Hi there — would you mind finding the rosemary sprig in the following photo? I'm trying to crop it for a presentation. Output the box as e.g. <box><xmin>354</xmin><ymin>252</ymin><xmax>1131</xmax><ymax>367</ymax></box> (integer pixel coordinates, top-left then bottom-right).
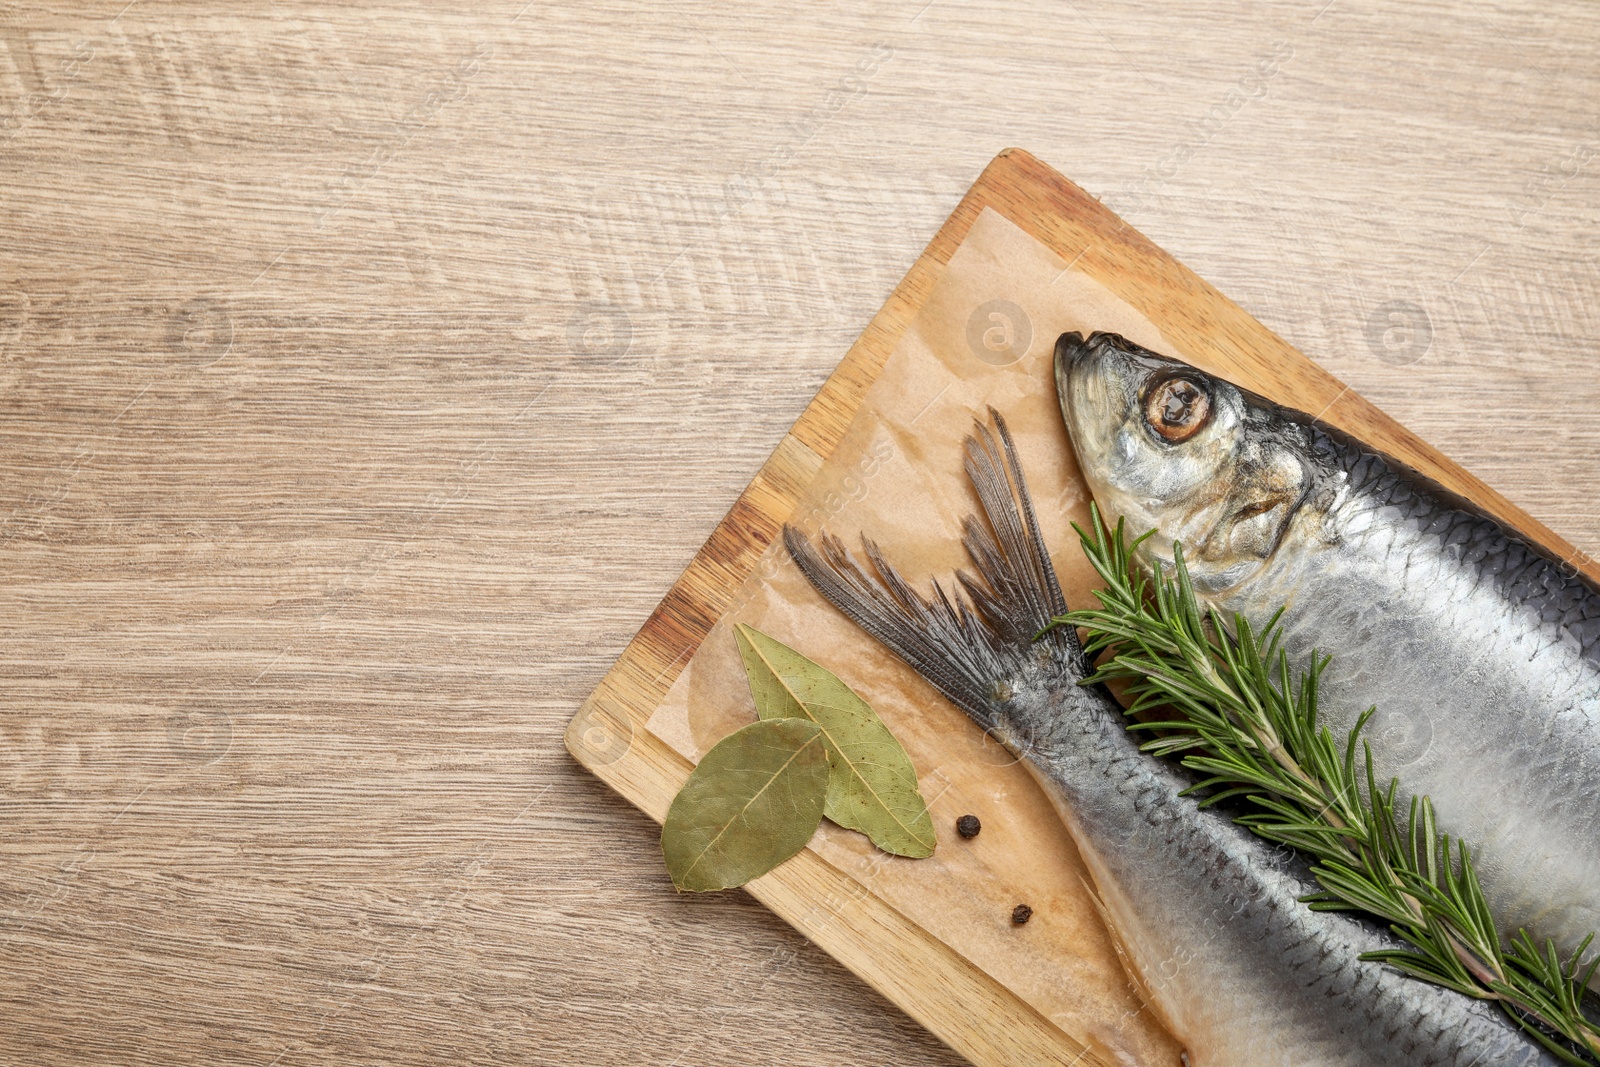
<box><xmin>1053</xmin><ymin>506</ymin><xmax>1600</xmax><ymax>1064</ymax></box>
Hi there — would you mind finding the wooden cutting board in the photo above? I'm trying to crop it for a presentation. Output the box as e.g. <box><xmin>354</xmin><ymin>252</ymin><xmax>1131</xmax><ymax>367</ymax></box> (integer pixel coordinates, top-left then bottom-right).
<box><xmin>563</xmin><ymin>148</ymin><xmax>1597</xmax><ymax>1067</ymax></box>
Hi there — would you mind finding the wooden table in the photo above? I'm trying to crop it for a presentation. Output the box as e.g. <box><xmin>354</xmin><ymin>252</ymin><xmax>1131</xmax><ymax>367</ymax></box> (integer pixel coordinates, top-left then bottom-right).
<box><xmin>0</xmin><ymin>3</ymin><xmax>1593</xmax><ymax>1064</ymax></box>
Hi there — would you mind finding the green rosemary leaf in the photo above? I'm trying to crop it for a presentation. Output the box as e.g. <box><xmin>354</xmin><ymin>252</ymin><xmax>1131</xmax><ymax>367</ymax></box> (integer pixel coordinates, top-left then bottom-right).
<box><xmin>1062</xmin><ymin>505</ymin><xmax>1600</xmax><ymax>1062</ymax></box>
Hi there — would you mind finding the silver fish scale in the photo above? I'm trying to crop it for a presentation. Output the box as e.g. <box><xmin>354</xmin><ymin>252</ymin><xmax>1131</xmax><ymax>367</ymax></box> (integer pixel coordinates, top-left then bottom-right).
<box><xmin>1235</xmin><ymin>421</ymin><xmax>1600</xmax><ymax>964</ymax></box>
<box><xmin>786</xmin><ymin>412</ymin><xmax>1572</xmax><ymax>1065</ymax></box>
<box><xmin>1024</xmin><ymin>683</ymin><xmax>1563</xmax><ymax>1067</ymax></box>
<box><xmin>1313</xmin><ymin>426</ymin><xmax>1600</xmax><ymax>644</ymax></box>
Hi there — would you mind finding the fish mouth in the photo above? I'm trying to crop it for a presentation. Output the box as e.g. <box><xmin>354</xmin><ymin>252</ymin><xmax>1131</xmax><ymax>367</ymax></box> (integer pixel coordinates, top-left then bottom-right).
<box><xmin>1053</xmin><ymin>330</ymin><xmax>1092</xmax><ymax>387</ymax></box>
<box><xmin>1056</xmin><ymin>330</ymin><xmax>1189</xmax><ymax>412</ymax></box>
<box><xmin>1053</xmin><ymin>331</ymin><xmax>1096</xmax><ymax>416</ymax></box>
<box><xmin>1054</xmin><ymin>330</ymin><xmax>1135</xmax><ymax>428</ymax></box>
<box><xmin>1053</xmin><ymin>330</ymin><xmax>1130</xmax><ymax>393</ymax></box>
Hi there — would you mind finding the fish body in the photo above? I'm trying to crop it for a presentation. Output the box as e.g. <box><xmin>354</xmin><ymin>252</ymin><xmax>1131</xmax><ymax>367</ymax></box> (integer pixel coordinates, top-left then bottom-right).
<box><xmin>1055</xmin><ymin>331</ymin><xmax>1600</xmax><ymax>968</ymax></box>
<box><xmin>785</xmin><ymin>415</ymin><xmax>1562</xmax><ymax>1066</ymax></box>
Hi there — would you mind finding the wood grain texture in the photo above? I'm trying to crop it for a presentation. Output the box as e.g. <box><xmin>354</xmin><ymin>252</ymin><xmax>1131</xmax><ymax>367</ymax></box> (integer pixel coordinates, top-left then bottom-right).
<box><xmin>0</xmin><ymin>3</ymin><xmax>1594</xmax><ymax>1065</ymax></box>
<box><xmin>569</xmin><ymin>147</ymin><xmax>1600</xmax><ymax>1064</ymax></box>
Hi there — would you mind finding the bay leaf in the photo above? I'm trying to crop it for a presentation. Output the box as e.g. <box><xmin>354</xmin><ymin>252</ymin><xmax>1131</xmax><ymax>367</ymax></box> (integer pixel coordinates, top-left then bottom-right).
<box><xmin>734</xmin><ymin>623</ymin><xmax>936</xmax><ymax>859</ymax></box>
<box><xmin>660</xmin><ymin>717</ymin><xmax>829</xmax><ymax>892</ymax></box>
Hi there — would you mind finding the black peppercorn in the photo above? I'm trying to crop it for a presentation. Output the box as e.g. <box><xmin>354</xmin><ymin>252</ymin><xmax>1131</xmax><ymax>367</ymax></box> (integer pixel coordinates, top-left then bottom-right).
<box><xmin>1011</xmin><ymin>904</ymin><xmax>1033</xmax><ymax>925</ymax></box>
<box><xmin>955</xmin><ymin>814</ymin><xmax>981</xmax><ymax>839</ymax></box>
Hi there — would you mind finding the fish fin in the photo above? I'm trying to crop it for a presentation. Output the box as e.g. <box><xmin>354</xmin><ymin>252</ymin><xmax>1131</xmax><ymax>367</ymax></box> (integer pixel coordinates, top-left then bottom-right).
<box><xmin>783</xmin><ymin>409</ymin><xmax>1083</xmax><ymax>731</ymax></box>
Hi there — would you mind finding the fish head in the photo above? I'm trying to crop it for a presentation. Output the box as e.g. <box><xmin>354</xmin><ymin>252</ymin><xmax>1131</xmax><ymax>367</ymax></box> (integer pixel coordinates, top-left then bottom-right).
<box><xmin>1055</xmin><ymin>330</ymin><xmax>1316</xmax><ymax>593</ymax></box>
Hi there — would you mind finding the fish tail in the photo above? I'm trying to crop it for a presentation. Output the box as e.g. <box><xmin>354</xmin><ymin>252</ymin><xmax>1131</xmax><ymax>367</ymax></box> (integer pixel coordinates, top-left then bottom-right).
<box><xmin>783</xmin><ymin>409</ymin><xmax>1084</xmax><ymax>731</ymax></box>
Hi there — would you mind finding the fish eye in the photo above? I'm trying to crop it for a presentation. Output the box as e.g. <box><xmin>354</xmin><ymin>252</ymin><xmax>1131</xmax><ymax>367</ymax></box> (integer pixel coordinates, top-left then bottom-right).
<box><xmin>1143</xmin><ymin>376</ymin><xmax>1211</xmax><ymax>443</ymax></box>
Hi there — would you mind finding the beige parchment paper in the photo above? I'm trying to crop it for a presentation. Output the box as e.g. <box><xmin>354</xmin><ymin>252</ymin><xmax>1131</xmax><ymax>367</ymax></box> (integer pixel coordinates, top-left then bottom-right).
<box><xmin>647</xmin><ymin>208</ymin><xmax>1186</xmax><ymax>1065</ymax></box>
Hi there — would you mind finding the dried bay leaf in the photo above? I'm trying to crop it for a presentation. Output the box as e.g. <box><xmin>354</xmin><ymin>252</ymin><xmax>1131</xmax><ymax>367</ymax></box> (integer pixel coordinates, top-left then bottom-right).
<box><xmin>660</xmin><ymin>717</ymin><xmax>829</xmax><ymax>892</ymax></box>
<box><xmin>734</xmin><ymin>623</ymin><xmax>936</xmax><ymax>859</ymax></box>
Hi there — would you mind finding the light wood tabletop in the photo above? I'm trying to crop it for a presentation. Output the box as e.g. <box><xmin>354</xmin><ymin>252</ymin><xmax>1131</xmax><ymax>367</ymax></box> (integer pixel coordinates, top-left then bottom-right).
<box><xmin>0</xmin><ymin>3</ymin><xmax>1594</xmax><ymax>1065</ymax></box>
